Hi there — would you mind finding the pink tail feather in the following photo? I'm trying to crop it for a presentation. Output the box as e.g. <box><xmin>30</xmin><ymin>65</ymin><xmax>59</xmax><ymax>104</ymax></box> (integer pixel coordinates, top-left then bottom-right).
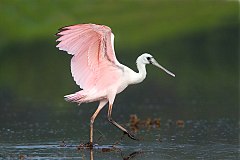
<box><xmin>64</xmin><ymin>90</ymin><xmax>87</xmax><ymax>104</ymax></box>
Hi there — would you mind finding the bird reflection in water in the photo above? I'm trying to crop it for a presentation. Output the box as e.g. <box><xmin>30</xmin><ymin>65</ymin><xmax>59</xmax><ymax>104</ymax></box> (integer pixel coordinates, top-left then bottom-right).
<box><xmin>77</xmin><ymin>145</ymin><xmax>144</xmax><ymax>160</ymax></box>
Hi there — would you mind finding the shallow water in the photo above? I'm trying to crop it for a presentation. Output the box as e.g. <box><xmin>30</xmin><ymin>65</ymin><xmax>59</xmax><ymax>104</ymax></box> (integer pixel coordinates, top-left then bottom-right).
<box><xmin>0</xmin><ymin>118</ymin><xmax>238</xmax><ymax>160</ymax></box>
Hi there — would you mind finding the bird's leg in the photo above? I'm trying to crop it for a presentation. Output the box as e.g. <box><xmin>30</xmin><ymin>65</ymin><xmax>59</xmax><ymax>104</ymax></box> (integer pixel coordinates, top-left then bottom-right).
<box><xmin>107</xmin><ymin>104</ymin><xmax>139</xmax><ymax>141</ymax></box>
<box><xmin>89</xmin><ymin>100</ymin><xmax>108</xmax><ymax>147</ymax></box>
<box><xmin>90</xmin><ymin>148</ymin><xmax>93</xmax><ymax>160</ymax></box>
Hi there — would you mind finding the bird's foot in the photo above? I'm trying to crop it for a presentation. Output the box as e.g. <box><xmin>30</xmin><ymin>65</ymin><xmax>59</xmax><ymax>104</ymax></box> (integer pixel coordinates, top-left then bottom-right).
<box><xmin>123</xmin><ymin>131</ymin><xmax>139</xmax><ymax>141</ymax></box>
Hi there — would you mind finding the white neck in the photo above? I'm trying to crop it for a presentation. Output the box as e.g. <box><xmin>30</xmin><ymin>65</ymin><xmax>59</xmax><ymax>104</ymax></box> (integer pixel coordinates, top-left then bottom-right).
<box><xmin>130</xmin><ymin>62</ymin><xmax>147</xmax><ymax>84</ymax></box>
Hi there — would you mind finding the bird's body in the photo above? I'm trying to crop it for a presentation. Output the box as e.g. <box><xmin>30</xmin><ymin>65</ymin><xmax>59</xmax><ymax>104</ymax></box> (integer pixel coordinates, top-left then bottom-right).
<box><xmin>56</xmin><ymin>24</ymin><xmax>175</xmax><ymax>146</ymax></box>
<box><xmin>64</xmin><ymin>57</ymin><xmax>147</xmax><ymax>104</ymax></box>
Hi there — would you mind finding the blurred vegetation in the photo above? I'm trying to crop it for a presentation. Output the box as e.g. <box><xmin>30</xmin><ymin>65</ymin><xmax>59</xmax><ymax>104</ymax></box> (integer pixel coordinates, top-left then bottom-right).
<box><xmin>0</xmin><ymin>0</ymin><xmax>237</xmax><ymax>47</ymax></box>
<box><xmin>0</xmin><ymin>0</ymin><xmax>239</xmax><ymax>120</ymax></box>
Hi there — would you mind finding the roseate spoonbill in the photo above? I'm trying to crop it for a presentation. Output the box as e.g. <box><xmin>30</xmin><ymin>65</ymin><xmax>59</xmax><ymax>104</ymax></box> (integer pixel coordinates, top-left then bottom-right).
<box><xmin>56</xmin><ymin>24</ymin><xmax>175</xmax><ymax>146</ymax></box>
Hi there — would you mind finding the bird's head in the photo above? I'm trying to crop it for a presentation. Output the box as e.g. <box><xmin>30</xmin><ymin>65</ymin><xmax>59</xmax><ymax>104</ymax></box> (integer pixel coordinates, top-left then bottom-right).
<box><xmin>137</xmin><ymin>53</ymin><xmax>175</xmax><ymax>77</ymax></box>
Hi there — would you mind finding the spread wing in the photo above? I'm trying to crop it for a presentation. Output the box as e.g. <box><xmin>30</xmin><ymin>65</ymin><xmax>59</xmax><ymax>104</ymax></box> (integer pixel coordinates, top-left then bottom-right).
<box><xmin>56</xmin><ymin>24</ymin><xmax>123</xmax><ymax>90</ymax></box>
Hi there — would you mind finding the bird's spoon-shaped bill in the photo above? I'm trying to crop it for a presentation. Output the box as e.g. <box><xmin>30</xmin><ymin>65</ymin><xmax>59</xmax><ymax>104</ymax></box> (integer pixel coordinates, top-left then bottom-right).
<box><xmin>152</xmin><ymin>59</ymin><xmax>175</xmax><ymax>77</ymax></box>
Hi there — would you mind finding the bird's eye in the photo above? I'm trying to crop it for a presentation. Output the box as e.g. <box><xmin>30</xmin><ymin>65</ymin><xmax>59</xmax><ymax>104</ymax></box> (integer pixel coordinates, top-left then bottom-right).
<box><xmin>147</xmin><ymin>57</ymin><xmax>151</xmax><ymax>61</ymax></box>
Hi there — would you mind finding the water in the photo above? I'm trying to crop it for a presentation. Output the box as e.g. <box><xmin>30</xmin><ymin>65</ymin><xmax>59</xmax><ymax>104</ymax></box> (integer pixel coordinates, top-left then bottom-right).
<box><xmin>0</xmin><ymin>117</ymin><xmax>238</xmax><ymax>159</ymax></box>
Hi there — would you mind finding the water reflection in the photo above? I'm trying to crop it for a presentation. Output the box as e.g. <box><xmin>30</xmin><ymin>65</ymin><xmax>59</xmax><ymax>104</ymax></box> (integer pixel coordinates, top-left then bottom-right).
<box><xmin>0</xmin><ymin>118</ymin><xmax>238</xmax><ymax>159</ymax></box>
<box><xmin>8</xmin><ymin>143</ymin><xmax>144</xmax><ymax>160</ymax></box>
<box><xmin>86</xmin><ymin>146</ymin><xmax>143</xmax><ymax>160</ymax></box>
<box><xmin>91</xmin><ymin>149</ymin><xmax>144</xmax><ymax>160</ymax></box>
<box><xmin>76</xmin><ymin>133</ymin><xmax>144</xmax><ymax>160</ymax></box>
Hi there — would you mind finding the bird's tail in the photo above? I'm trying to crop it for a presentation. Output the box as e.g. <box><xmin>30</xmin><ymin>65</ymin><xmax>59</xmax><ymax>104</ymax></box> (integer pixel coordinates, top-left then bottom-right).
<box><xmin>64</xmin><ymin>90</ymin><xmax>87</xmax><ymax>105</ymax></box>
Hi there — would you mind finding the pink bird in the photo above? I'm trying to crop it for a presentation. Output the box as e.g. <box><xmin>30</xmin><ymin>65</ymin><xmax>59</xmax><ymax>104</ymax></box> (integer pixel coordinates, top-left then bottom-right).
<box><xmin>56</xmin><ymin>23</ymin><xmax>175</xmax><ymax>146</ymax></box>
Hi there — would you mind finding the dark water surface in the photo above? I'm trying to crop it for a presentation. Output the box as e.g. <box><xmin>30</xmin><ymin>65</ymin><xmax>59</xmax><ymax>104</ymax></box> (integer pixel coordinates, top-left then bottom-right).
<box><xmin>0</xmin><ymin>117</ymin><xmax>238</xmax><ymax>160</ymax></box>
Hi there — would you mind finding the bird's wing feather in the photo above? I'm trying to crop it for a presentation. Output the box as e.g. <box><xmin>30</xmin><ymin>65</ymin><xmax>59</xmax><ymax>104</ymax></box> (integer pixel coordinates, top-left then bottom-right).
<box><xmin>56</xmin><ymin>24</ymin><xmax>123</xmax><ymax>90</ymax></box>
